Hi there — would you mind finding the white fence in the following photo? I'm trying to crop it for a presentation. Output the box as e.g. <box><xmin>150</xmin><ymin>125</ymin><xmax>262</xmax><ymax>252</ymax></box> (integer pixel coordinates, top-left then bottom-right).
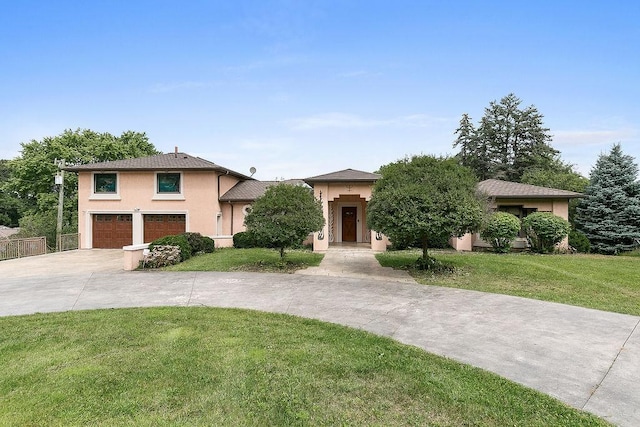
<box><xmin>0</xmin><ymin>237</ymin><xmax>48</xmax><ymax>261</ymax></box>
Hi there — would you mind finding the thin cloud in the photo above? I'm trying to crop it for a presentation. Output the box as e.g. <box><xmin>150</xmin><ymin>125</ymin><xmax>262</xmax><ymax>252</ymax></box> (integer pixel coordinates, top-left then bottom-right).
<box><xmin>553</xmin><ymin>129</ymin><xmax>637</xmax><ymax>146</ymax></box>
<box><xmin>286</xmin><ymin>112</ymin><xmax>451</xmax><ymax>131</ymax></box>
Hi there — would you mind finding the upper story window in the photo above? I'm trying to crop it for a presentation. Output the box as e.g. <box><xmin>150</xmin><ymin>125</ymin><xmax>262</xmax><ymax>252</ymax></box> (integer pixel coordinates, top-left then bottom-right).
<box><xmin>154</xmin><ymin>172</ymin><xmax>184</xmax><ymax>200</ymax></box>
<box><xmin>90</xmin><ymin>172</ymin><xmax>120</xmax><ymax>200</ymax></box>
<box><xmin>95</xmin><ymin>173</ymin><xmax>117</xmax><ymax>193</ymax></box>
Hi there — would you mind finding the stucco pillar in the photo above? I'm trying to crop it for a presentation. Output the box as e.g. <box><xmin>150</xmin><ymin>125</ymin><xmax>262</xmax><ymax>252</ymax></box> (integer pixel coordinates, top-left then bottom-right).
<box><xmin>314</xmin><ymin>184</ymin><xmax>329</xmax><ymax>251</ymax></box>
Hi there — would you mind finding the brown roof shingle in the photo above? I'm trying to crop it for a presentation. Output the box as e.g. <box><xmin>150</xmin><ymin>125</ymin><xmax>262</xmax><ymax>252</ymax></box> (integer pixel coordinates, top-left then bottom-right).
<box><xmin>64</xmin><ymin>152</ymin><xmax>253</xmax><ymax>179</ymax></box>
<box><xmin>478</xmin><ymin>179</ymin><xmax>583</xmax><ymax>198</ymax></box>
<box><xmin>220</xmin><ymin>179</ymin><xmax>307</xmax><ymax>202</ymax></box>
<box><xmin>304</xmin><ymin>168</ymin><xmax>380</xmax><ymax>184</ymax></box>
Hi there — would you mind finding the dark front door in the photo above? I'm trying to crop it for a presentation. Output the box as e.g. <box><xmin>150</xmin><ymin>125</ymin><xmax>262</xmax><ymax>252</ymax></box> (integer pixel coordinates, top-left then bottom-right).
<box><xmin>342</xmin><ymin>207</ymin><xmax>357</xmax><ymax>242</ymax></box>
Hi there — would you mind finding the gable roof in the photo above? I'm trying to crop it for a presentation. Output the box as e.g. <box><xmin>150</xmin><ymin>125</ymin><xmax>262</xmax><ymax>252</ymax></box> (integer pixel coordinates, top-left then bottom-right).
<box><xmin>64</xmin><ymin>152</ymin><xmax>253</xmax><ymax>180</ymax></box>
<box><xmin>304</xmin><ymin>168</ymin><xmax>380</xmax><ymax>184</ymax></box>
<box><xmin>219</xmin><ymin>179</ymin><xmax>307</xmax><ymax>202</ymax></box>
<box><xmin>478</xmin><ymin>179</ymin><xmax>583</xmax><ymax>199</ymax></box>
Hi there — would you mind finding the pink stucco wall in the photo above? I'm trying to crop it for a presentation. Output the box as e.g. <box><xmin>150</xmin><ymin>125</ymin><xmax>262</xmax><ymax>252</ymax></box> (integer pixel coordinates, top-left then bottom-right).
<box><xmin>77</xmin><ymin>170</ymin><xmax>241</xmax><ymax>248</ymax></box>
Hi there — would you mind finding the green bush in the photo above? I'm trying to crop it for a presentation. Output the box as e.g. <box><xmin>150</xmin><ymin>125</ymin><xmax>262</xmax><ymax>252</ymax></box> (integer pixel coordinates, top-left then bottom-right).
<box><xmin>569</xmin><ymin>229</ymin><xmax>590</xmax><ymax>253</ymax></box>
<box><xmin>233</xmin><ymin>231</ymin><xmax>258</xmax><ymax>249</ymax></box>
<box><xmin>480</xmin><ymin>212</ymin><xmax>521</xmax><ymax>253</ymax></box>
<box><xmin>149</xmin><ymin>234</ymin><xmax>192</xmax><ymax>261</ymax></box>
<box><xmin>182</xmin><ymin>232</ymin><xmax>215</xmax><ymax>254</ymax></box>
<box><xmin>522</xmin><ymin>212</ymin><xmax>571</xmax><ymax>254</ymax></box>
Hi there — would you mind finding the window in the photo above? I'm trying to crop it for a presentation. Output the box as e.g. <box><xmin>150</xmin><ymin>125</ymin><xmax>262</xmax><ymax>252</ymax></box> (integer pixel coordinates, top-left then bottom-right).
<box><xmin>157</xmin><ymin>173</ymin><xmax>181</xmax><ymax>193</ymax></box>
<box><xmin>94</xmin><ymin>173</ymin><xmax>117</xmax><ymax>193</ymax></box>
<box><xmin>90</xmin><ymin>173</ymin><xmax>120</xmax><ymax>200</ymax></box>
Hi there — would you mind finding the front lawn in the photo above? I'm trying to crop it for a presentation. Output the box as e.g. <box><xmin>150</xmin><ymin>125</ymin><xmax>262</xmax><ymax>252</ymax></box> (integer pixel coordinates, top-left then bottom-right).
<box><xmin>164</xmin><ymin>247</ymin><xmax>324</xmax><ymax>273</ymax></box>
<box><xmin>0</xmin><ymin>307</ymin><xmax>607</xmax><ymax>426</ymax></box>
<box><xmin>377</xmin><ymin>250</ymin><xmax>640</xmax><ymax>316</ymax></box>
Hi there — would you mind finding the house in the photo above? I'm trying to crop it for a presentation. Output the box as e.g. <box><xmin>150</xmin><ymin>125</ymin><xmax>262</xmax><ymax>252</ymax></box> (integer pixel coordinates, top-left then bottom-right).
<box><xmin>450</xmin><ymin>179</ymin><xmax>583</xmax><ymax>251</ymax></box>
<box><xmin>66</xmin><ymin>150</ymin><xmax>253</xmax><ymax>249</ymax></box>
<box><xmin>66</xmin><ymin>151</ymin><xmax>581</xmax><ymax>253</ymax></box>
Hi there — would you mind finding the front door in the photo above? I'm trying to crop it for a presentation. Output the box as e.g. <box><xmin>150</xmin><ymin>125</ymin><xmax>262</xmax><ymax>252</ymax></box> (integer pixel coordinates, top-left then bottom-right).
<box><xmin>342</xmin><ymin>207</ymin><xmax>357</xmax><ymax>242</ymax></box>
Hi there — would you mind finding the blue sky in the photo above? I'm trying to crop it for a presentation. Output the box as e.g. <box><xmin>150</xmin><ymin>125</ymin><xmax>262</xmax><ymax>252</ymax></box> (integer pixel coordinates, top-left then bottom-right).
<box><xmin>1</xmin><ymin>1</ymin><xmax>638</xmax><ymax>180</ymax></box>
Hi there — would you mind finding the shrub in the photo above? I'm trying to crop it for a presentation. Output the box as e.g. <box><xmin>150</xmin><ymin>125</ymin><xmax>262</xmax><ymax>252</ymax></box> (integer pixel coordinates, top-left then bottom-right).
<box><xmin>569</xmin><ymin>229</ymin><xmax>590</xmax><ymax>253</ymax></box>
<box><xmin>480</xmin><ymin>212</ymin><xmax>521</xmax><ymax>253</ymax></box>
<box><xmin>141</xmin><ymin>245</ymin><xmax>181</xmax><ymax>268</ymax></box>
<box><xmin>233</xmin><ymin>231</ymin><xmax>258</xmax><ymax>249</ymax></box>
<box><xmin>149</xmin><ymin>234</ymin><xmax>192</xmax><ymax>261</ymax></box>
<box><xmin>522</xmin><ymin>212</ymin><xmax>571</xmax><ymax>254</ymax></box>
<box><xmin>182</xmin><ymin>232</ymin><xmax>215</xmax><ymax>254</ymax></box>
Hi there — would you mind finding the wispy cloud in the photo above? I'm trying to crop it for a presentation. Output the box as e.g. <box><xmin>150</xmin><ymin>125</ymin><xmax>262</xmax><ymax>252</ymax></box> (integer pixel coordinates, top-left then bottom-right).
<box><xmin>553</xmin><ymin>128</ymin><xmax>637</xmax><ymax>146</ymax></box>
<box><xmin>286</xmin><ymin>112</ymin><xmax>450</xmax><ymax>131</ymax></box>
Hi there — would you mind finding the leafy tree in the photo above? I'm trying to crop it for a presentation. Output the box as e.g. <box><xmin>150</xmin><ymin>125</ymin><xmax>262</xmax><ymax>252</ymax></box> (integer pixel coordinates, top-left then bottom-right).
<box><xmin>4</xmin><ymin>129</ymin><xmax>159</xmax><ymax>243</ymax></box>
<box><xmin>453</xmin><ymin>93</ymin><xmax>559</xmax><ymax>182</ymax></box>
<box><xmin>575</xmin><ymin>144</ymin><xmax>640</xmax><ymax>254</ymax></box>
<box><xmin>480</xmin><ymin>212</ymin><xmax>521</xmax><ymax>253</ymax></box>
<box><xmin>522</xmin><ymin>212</ymin><xmax>571</xmax><ymax>254</ymax></box>
<box><xmin>366</xmin><ymin>155</ymin><xmax>485</xmax><ymax>269</ymax></box>
<box><xmin>244</xmin><ymin>183</ymin><xmax>324</xmax><ymax>258</ymax></box>
<box><xmin>0</xmin><ymin>160</ymin><xmax>24</xmax><ymax>227</ymax></box>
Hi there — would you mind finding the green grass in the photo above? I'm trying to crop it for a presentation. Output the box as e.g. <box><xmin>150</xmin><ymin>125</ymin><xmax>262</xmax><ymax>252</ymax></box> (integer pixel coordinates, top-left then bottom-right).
<box><xmin>165</xmin><ymin>248</ymin><xmax>324</xmax><ymax>273</ymax></box>
<box><xmin>377</xmin><ymin>250</ymin><xmax>640</xmax><ymax>316</ymax></box>
<box><xmin>0</xmin><ymin>307</ymin><xmax>607</xmax><ymax>426</ymax></box>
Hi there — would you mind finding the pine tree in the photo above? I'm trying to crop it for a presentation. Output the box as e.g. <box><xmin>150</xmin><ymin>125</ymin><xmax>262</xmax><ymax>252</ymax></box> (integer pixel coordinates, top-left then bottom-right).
<box><xmin>453</xmin><ymin>94</ymin><xmax>559</xmax><ymax>182</ymax></box>
<box><xmin>575</xmin><ymin>144</ymin><xmax>640</xmax><ymax>254</ymax></box>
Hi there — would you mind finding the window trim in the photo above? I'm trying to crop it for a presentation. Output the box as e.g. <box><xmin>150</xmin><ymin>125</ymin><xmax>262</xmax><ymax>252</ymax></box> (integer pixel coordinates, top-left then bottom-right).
<box><xmin>153</xmin><ymin>172</ymin><xmax>185</xmax><ymax>200</ymax></box>
<box><xmin>90</xmin><ymin>172</ymin><xmax>121</xmax><ymax>200</ymax></box>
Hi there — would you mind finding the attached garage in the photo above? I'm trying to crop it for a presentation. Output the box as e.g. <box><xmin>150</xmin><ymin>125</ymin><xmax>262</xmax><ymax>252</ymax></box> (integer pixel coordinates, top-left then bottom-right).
<box><xmin>92</xmin><ymin>214</ymin><xmax>133</xmax><ymax>248</ymax></box>
<box><xmin>144</xmin><ymin>214</ymin><xmax>186</xmax><ymax>243</ymax></box>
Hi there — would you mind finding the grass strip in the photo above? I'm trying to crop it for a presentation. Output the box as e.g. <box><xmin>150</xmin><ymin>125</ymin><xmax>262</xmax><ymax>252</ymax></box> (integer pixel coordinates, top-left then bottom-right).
<box><xmin>377</xmin><ymin>250</ymin><xmax>640</xmax><ymax>316</ymax></box>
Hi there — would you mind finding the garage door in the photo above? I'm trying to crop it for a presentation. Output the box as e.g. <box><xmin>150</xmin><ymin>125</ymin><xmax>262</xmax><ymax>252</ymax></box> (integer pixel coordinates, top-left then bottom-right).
<box><xmin>93</xmin><ymin>214</ymin><xmax>133</xmax><ymax>248</ymax></box>
<box><xmin>144</xmin><ymin>214</ymin><xmax>186</xmax><ymax>243</ymax></box>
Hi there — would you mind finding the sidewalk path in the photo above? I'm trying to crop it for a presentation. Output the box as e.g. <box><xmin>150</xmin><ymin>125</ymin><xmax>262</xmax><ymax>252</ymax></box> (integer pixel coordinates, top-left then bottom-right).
<box><xmin>295</xmin><ymin>246</ymin><xmax>415</xmax><ymax>282</ymax></box>
<box><xmin>0</xmin><ymin>249</ymin><xmax>638</xmax><ymax>426</ymax></box>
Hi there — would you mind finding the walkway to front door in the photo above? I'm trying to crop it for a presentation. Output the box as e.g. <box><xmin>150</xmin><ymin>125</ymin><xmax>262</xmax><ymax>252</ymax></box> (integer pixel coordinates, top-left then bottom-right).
<box><xmin>296</xmin><ymin>246</ymin><xmax>414</xmax><ymax>283</ymax></box>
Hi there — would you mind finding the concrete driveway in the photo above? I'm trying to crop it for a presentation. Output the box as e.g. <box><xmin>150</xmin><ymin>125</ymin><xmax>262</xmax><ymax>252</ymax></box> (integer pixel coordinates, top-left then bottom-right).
<box><xmin>0</xmin><ymin>249</ymin><xmax>638</xmax><ymax>426</ymax></box>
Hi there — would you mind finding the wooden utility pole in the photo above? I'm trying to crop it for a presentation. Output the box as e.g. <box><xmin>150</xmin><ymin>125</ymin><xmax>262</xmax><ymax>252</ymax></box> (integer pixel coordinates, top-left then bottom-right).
<box><xmin>55</xmin><ymin>159</ymin><xmax>65</xmax><ymax>252</ymax></box>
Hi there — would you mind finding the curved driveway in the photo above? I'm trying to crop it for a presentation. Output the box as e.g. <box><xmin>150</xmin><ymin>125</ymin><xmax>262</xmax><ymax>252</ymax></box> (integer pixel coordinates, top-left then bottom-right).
<box><xmin>1</xmin><ymin>249</ymin><xmax>638</xmax><ymax>426</ymax></box>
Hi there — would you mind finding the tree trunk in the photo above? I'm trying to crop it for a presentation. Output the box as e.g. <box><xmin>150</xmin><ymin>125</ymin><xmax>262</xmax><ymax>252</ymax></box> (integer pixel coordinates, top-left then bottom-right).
<box><xmin>280</xmin><ymin>246</ymin><xmax>285</xmax><ymax>259</ymax></box>
<box><xmin>421</xmin><ymin>235</ymin><xmax>429</xmax><ymax>260</ymax></box>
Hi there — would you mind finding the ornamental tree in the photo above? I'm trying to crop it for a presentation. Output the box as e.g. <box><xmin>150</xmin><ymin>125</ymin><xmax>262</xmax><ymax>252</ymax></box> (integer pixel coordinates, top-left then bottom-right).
<box><xmin>575</xmin><ymin>144</ymin><xmax>640</xmax><ymax>254</ymax></box>
<box><xmin>244</xmin><ymin>183</ymin><xmax>324</xmax><ymax>258</ymax></box>
<box><xmin>366</xmin><ymin>155</ymin><xmax>485</xmax><ymax>268</ymax></box>
<box><xmin>480</xmin><ymin>212</ymin><xmax>521</xmax><ymax>253</ymax></box>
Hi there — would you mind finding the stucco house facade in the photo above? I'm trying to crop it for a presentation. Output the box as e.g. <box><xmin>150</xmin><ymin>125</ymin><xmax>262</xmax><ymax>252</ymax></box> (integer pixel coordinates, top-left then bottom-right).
<box><xmin>451</xmin><ymin>179</ymin><xmax>583</xmax><ymax>251</ymax></box>
<box><xmin>66</xmin><ymin>151</ymin><xmax>581</xmax><ymax>252</ymax></box>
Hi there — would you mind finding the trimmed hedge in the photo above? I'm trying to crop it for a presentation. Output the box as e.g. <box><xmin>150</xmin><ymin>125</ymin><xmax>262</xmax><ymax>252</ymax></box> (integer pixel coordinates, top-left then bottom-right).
<box><xmin>149</xmin><ymin>234</ymin><xmax>192</xmax><ymax>261</ymax></box>
<box><xmin>569</xmin><ymin>229</ymin><xmax>590</xmax><ymax>253</ymax></box>
<box><xmin>480</xmin><ymin>212</ymin><xmax>521</xmax><ymax>253</ymax></box>
<box><xmin>148</xmin><ymin>232</ymin><xmax>215</xmax><ymax>264</ymax></box>
<box><xmin>522</xmin><ymin>212</ymin><xmax>571</xmax><ymax>254</ymax></box>
<box><xmin>183</xmin><ymin>232</ymin><xmax>215</xmax><ymax>254</ymax></box>
<box><xmin>233</xmin><ymin>231</ymin><xmax>259</xmax><ymax>249</ymax></box>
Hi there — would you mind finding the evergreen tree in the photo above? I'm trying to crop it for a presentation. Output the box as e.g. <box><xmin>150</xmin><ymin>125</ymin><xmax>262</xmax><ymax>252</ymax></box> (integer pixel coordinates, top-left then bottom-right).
<box><xmin>575</xmin><ymin>144</ymin><xmax>640</xmax><ymax>254</ymax></box>
<box><xmin>453</xmin><ymin>94</ymin><xmax>559</xmax><ymax>182</ymax></box>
